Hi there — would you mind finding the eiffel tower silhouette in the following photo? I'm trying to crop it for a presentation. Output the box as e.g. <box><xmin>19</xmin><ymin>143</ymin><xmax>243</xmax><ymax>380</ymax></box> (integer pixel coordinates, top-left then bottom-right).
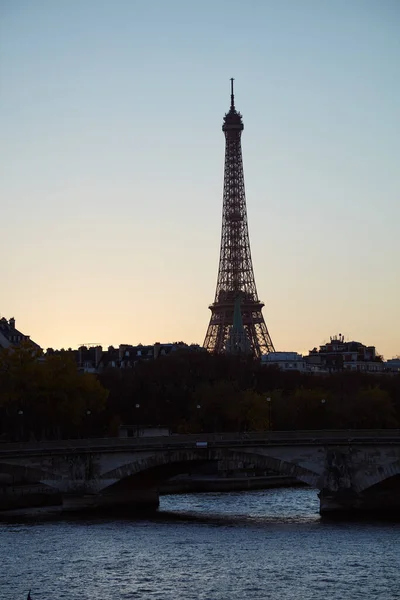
<box><xmin>203</xmin><ymin>80</ymin><xmax>275</xmax><ymax>357</ymax></box>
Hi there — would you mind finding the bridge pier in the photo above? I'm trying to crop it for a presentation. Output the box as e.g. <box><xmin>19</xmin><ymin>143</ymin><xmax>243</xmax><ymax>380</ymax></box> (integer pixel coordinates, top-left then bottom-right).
<box><xmin>319</xmin><ymin>488</ymin><xmax>400</xmax><ymax>515</ymax></box>
<box><xmin>319</xmin><ymin>489</ymin><xmax>358</xmax><ymax>514</ymax></box>
<box><xmin>320</xmin><ymin>448</ymin><xmax>400</xmax><ymax>515</ymax></box>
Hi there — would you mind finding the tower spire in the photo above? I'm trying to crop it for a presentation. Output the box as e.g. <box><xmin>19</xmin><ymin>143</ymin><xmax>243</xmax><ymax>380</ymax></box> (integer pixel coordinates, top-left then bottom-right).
<box><xmin>203</xmin><ymin>81</ymin><xmax>275</xmax><ymax>358</ymax></box>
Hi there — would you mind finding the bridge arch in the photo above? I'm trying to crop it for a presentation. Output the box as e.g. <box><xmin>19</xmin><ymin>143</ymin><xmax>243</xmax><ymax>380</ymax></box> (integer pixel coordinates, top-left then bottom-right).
<box><xmin>100</xmin><ymin>448</ymin><xmax>320</xmax><ymax>493</ymax></box>
<box><xmin>0</xmin><ymin>460</ymin><xmax>61</xmax><ymax>487</ymax></box>
<box><xmin>354</xmin><ymin>459</ymin><xmax>400</xmax><ymax>493</ymax></box>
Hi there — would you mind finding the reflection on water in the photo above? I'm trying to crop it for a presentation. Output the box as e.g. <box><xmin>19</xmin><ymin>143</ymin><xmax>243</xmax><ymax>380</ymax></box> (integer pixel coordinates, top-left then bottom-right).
<box><xmin>1</xmin><ymin>487</ymin><xmax>400</xmax><ymax>599</ymax></box>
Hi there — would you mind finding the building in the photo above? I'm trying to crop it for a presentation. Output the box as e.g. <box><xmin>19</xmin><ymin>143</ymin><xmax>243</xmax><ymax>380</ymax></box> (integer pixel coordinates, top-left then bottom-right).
<box><xmin>119</xmin><ymin>425</ymin><xmax>170</xmax><ymax>438</ymax></box>
<box><xmin>77</xmin><ymin>345</ymin><xmax>103</xmax><ymax>373</ymax></box>
<box><xmin>0</xmin><ymin>316</ymin><xmax>40</xmax><ymax>350</ymax></box>
<box><xmin>261</xmin><ymin>352</ymin><xmax>307</xmax><ymax>372</ymax></box>
<box><xmin>261</xmin><ymin>336</ymin><xmax>390</xmax><ymax>375</ymax></box>
<box><xmin>77</xmin><ymin>341</ymin><xmax>204</xmax><ymax>372</ymax></box>
<box><xmin>305</xmin><ymin>334</ymin><xmax>384</xmax><ymax>373</ymax></box>
<box><xmin>385</xmin><ymin>358</ymin><xmax>400</xmax><ymax>373</ymax></box>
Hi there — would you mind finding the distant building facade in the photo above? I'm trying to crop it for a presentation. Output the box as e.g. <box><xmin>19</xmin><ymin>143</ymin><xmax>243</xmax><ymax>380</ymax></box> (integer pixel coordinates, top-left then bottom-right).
<box><xmin>261</xmin><ymin>352</ymin><xmax>307</xmax><ymax>372</ymax></box>
<box><xmin>0</xmin><ymin>316</ymin><xmax>40</xmax><ymax>349</ymax></box>
<box><xmin>64</xmin><ymin>342</ymin><xmax>205</xmax><ymax>373</ymax></box>
<box><xmin>386</xmin><ymin>358</ymin><xmax>400</xmax><ymax>373</ymax></box>
<box><xmin>261</xmin><ymin>335</ymin><xmax>393</xmax><ymax>375</ymax></box>
<box><xmin>305</xmin><ymin>334</ymin><xmax>384</xmax><ymax>373</ymax></box>
<box><xmin>119</xmin><ymin>426</ymin><xmax>170</xmax><ymax>438</ymax></box>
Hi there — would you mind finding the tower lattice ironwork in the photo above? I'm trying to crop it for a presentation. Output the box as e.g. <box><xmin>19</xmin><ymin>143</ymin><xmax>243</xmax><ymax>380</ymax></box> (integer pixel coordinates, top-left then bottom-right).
<box><xmin>203</xmin><ymin>80</ymin><xmax>275</xmax><ymax>358</ymax></box>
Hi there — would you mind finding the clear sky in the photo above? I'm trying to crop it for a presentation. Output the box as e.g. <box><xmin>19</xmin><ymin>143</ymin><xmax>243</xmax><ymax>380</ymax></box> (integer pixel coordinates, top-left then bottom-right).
<box><xmin>1</xmin><ymin>0</ymin><xmax>399</xmax><ymax>358</ymax></box>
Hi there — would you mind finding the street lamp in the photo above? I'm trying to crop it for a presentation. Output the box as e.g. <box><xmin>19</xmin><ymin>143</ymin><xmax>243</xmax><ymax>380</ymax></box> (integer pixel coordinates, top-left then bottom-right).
<box><xmin>135</xmin><ymin>404</ymin><xmax>140</xmax><ymax>437</ymax></box>
<box><xmin>321</xmin><ymin>399</ymin><xmax>326</xmax><ymax>430</ymax></box>
<box><xmin>85</xmin><ymin>410</ymin><xmax>92</xmax><ymax>438</ymax></box>
<box><xmin>17</xmin><ymin>410</ymin><xmax>24</xmax><ymax>441</ymax></box>
<box><xmin>266</xmin><ymin>397</ymin><xmax>272</xmax><ymax>431</ymax></box>
<box><xmin>196</xmin><ymin>405</ymin><xmax>203</xmax><ymax>433</ymax></box>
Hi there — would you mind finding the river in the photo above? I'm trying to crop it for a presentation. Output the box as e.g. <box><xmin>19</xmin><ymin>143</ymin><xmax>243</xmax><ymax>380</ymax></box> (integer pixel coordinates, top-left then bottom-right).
<box><xmin>1</xmin><ymin>487</ymin><xmax>399</xmax><ymax>599</ymax></box>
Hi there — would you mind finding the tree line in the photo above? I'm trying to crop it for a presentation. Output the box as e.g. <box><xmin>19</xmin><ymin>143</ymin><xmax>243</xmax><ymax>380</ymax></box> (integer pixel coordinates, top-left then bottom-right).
<box><xmin>1</xmin><ymin>344</ymin><xmax>399</xmax><ymax>441</ymax></box>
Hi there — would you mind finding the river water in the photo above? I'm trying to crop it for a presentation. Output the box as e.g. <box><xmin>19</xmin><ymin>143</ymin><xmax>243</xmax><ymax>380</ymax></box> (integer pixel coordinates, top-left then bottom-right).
<box><xmin>1</xmin><ymin>487</ymin><xmax>399</xmax><ymax>600</ymax></box>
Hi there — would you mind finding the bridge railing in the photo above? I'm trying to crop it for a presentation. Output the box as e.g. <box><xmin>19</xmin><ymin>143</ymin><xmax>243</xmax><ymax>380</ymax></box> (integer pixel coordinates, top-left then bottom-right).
<box><xmin>1</xmin><ymin>429</ymin><xmax>400</xmax><ymax>455</ymax></box>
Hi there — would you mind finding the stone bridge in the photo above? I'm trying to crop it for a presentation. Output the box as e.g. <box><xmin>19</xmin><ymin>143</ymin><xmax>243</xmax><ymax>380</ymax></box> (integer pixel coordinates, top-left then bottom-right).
<box><xmin>1</xmin><ymin>430</ymin><xmax>400</xmax><ymax>514</ymax></box>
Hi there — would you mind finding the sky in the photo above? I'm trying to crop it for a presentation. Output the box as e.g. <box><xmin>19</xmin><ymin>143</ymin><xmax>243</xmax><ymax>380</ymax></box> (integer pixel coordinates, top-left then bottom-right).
<box><xmin>1</xmin><ymin>0</ymin><xmax>399</xmax><ymax>358</ymax></box>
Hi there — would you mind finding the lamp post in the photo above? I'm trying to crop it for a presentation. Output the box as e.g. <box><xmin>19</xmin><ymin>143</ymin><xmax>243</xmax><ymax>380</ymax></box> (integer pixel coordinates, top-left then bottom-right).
<box><xmin>266</xmin><ymin>397</ymin><xmax>272</xmax><ymax>431</ymax></box>
<box><xmin>321</xmin><ymin>398</ymin><xmax>326</xmax><ymax>430</ymax></box>
<box><xmin>135</xmin><ymin>403</ymin><xmax>140</xmax><ymax>437</ymax></box>
<box><xmin>17</xmin><ymin>410</ymin><xmax>24</xmax><ymax>441</ymax></box>
<box><xmin>196</xmin><ymin>404</ymin><xmax>202</xmax><ymax>433</ymax></box>
<box><xmin>86</xmin><ymin>410</ymin><xmax>92</xmax><ymax>438</ymax></box>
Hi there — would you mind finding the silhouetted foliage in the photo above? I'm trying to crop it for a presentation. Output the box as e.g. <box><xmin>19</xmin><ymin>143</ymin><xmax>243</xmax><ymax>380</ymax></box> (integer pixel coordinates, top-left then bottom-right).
<box><xmin>0</xmin><ymin>344</ymin><xmax>108</xmax><ymax>440</ymax></box>
<box><xmin>1</xmin><ymin>346</ymin><xmax>399</xmax><ymax>440</ymax></box>
<box><xmin>97</xmin><ymin>350</ymin><xmax>400</xmax><ymax>434</ymax></box>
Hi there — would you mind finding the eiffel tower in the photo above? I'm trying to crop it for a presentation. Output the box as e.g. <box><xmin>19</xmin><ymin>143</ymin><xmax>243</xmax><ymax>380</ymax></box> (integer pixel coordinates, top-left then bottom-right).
<box><xmin>203</xmin><ymin>80</ymin><xmax>275</xmax><ymax>358</ymax></box>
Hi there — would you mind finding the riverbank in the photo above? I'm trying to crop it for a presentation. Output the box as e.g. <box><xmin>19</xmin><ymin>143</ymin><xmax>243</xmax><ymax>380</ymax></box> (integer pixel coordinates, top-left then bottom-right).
<box><xmin>0</xmin><ymin>484</ymin><xmax>61</xmax><ymax>511</ymax></box>
<box><xmin>0</xmin><ymin>476</ymin><xmax>302</xmax><ymax>512</ymax></box>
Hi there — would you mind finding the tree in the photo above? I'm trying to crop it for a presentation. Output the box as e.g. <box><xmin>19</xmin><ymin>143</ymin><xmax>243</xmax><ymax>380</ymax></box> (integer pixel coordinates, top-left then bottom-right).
<box><xmin>0</xmin><ymin>344</ymin><xmax>108</xmax><ymax>440</ymax></box>
<box><xmin>339</xmin><ymin>386</ymin><xmax>397</xmax><ymax>429</ymax></box>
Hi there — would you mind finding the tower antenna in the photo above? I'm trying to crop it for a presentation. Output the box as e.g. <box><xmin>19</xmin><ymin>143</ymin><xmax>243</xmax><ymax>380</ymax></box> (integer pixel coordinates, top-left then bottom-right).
<box><xmin>230</xmin><ymin>77</ymin><xmax>235</xmax><ymax>109</ymax></box>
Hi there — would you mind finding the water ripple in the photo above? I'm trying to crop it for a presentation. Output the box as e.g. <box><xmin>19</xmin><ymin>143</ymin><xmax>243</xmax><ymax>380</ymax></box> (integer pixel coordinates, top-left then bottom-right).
<box><xmin>1</xmin><ymin>488</ymin><xmax>400</xmax><ymax>599</ymax></box>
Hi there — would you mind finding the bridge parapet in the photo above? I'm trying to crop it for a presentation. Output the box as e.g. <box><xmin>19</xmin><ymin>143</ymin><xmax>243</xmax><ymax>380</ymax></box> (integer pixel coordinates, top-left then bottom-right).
<box><xmin>1</xmin><ymin>429</ymin><xmax>400</xmax><ymax>457</ymax></box>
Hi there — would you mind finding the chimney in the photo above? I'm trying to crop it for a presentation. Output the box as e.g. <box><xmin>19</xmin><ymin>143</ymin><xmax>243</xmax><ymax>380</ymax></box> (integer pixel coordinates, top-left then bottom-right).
<box><xmin>9</xmin><ymin>317</ymin><xmax>15</xmax><ymax>330</ymax></box>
